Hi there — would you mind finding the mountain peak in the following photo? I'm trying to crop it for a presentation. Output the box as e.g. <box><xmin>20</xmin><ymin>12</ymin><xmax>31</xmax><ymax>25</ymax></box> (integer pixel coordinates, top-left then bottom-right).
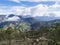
<box><xmin>7</xmin><ymin>14</ymin><xmax>15</xmax><ymax>18</ymax></box>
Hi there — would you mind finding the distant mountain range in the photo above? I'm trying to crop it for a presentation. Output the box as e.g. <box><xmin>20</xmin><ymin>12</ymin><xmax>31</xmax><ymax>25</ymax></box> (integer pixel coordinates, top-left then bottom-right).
<box><xmin>0</xmin><ymin>14</ymin><xmax>60</xmax><ymax>30</ymax></box>
<box><xmin>0</xmin><ymin>14</ymin><xmax>60</xmax><ymax>22</ymax></box>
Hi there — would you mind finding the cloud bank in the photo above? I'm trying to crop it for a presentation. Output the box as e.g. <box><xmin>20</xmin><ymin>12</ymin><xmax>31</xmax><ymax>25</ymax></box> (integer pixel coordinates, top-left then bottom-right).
<box><xmin>0</xmin><ymin>2</ymin><xmax>60</xmax><ymax>17</ymax></box>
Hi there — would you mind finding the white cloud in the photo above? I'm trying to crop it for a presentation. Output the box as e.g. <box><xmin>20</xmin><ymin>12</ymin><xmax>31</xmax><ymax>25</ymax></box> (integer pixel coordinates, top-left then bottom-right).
<box><xmin>0</xmin><ymin>2</ymin><xmax>60</xmax><ymax>17</ymax></box>
<box><xmin>53</xmin><ymin>12</ymin><xmax>60</xmax><ymax>17</ymax></box>
<box><xmin>10</xmin><ymin>0</ymin><xmax>20</xmax><ymax>3</ymax></box>
<box><xmin>48</xmin><ymin>2</ymin><xmax>60</xmax><ymax>17</ymax></box>
<box><xmin>12</xmin><ymin>6</ymin><xmax>31</xmax><ymax>15</ymax></box>
<box><xmin>31</xmin><ymin>4</ymin><xmax>48</xmax><ymax>17</ymax></box>
<box><xmin>49</xmin><ymin>2</ymin><xmax>60</xmax><ymax>8</ymax></box>
<box><xmin>12</xmin><ymin>6</ymin><xmax>24</xmax><ymax>15</ymax></box>
<box><xmin>30</xmin><ymin>2</ymin><xmax>60</xmax><ymax>17</ymax></box>
<box><xmin>22</xmin><ymin>0</ymin><xmax>59</xmax><ymax>2</ymax></box>
<box><xmin>9</xmin><ymin>0</ymin><xmax>60</xmax><ymax>3</ymax></box>
<box><xmin>0</xmin><ymin>6</ymin><xmax>13</xmax><ymax>15</ymax></box>
<box><xmin>6</xmin><ymin>16</ymin><xmax>20</xmax><ymax>21</ymax></box>
<box><xmin>0</xmin><ymin>6</ymin><xmax>31</xmax><ymax>16</ymax></box>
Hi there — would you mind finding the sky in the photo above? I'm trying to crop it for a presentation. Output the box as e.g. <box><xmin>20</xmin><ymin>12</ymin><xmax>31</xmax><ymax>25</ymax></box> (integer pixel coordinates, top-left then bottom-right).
<box><xmin>0</xmin><ymin>0</ymin><xmax>60</xmax><ymax>17</ymax></box>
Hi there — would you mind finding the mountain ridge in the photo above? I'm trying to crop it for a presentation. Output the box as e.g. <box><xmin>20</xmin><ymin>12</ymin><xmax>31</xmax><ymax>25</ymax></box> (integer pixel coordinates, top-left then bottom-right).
<box><xmin>0</xmin><ymin>14</ymin><xmax>60</xmax><ymax>30</ymax></box>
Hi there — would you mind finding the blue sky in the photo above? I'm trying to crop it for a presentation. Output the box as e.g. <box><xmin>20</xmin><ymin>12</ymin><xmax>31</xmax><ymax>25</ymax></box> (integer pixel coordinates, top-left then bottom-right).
<box><xmin>0</xmin><ymin>0</ymin><xmax>55</xmax><ymax>6</ymax></box>
<box><xmin>0</xmin><ymin>0</ymin><xmax>60</xmax><ymax>17</ymax></box>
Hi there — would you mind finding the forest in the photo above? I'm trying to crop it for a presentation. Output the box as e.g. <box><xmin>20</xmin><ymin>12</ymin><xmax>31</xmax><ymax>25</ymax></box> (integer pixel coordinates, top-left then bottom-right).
<box><xmin>0</xmin><ymin>22</ymin><xmax>60</xmax><ymax>45</ymax></box>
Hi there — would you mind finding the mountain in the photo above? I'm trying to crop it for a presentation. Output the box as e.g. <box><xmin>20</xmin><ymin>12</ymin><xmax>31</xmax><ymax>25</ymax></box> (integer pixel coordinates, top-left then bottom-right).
<box><xmin>0</xmin><ymin>15</ymin><xmax>6</xmax><ymax>23</ymax></box>
<box><xmin>7</xmin><ymin>14</ymin><xmax>15</xmax><ymax>18</ymax></box>
<box><xmin>0</xmin><ymin>14</ymin><xmax>60</xmax><ymax>30</ymax></box>
<box><xmin>0</xmin><ymin>15</ymin><xmax>40</xmax><ymax>29</ymax></box>
<box><xmin>35</xmin><ymin>16</ymin><xmax>60</xmax><ymax>21</ymax></box>
<box><xmin>0</xmin><ymin>14</ymin><xmax>60</xmax><ymax>22</ymax></box>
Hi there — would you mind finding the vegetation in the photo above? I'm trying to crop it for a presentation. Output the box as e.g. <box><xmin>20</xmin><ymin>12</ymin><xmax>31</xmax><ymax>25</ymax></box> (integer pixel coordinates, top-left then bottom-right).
<box><xmin>0</xmin><ymin>22</ymin><xmax>60</xmax><ymax>45</ymax></box>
